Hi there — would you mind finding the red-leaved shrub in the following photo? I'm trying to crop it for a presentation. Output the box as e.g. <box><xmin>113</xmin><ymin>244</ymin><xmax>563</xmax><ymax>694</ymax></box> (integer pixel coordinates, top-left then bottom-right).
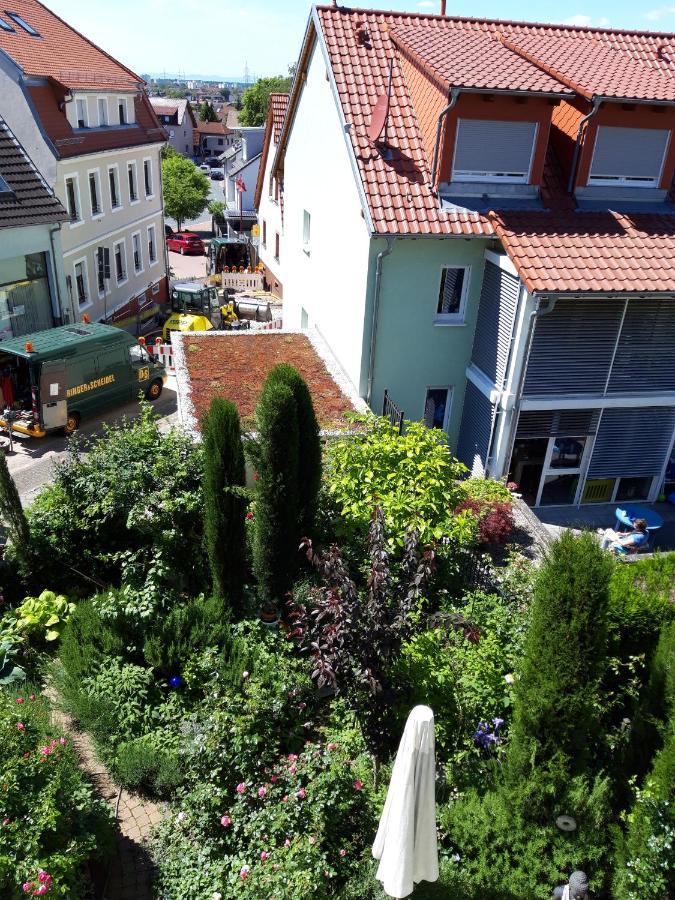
<box><xmin>455</xmin><ymin>499</ymin><xmax>515</xmax><ymax>546</ymax></box>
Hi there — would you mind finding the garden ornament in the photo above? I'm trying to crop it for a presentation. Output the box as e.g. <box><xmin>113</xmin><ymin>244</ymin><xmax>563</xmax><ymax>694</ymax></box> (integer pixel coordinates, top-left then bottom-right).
<box><xmin>372</xmin><ymin>705</ymin><xmax>438</xmax><ymax>898</ymax></box>
<box><xmin>552</xmin><ymin>870</ymin><xmax>589</xmax><ymax>900</ymax></box>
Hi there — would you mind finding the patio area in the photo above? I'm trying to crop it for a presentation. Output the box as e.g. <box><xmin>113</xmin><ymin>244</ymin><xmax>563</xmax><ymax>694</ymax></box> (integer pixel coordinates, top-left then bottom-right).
<box><xmin>535</xmin><ymin>501</ymin><xmax>675</xmax><ymax>551</ymax></box>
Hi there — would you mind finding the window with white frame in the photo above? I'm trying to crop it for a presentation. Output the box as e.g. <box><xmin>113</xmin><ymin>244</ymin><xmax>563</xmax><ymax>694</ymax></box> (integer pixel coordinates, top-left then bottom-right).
<box><xmin>302</xmin><ymin>210</ymin><xmax>311</xmax><ymax>253</ymax></box>
<box><xmin>75</xmin><ymin>98</ymin><xmax>88</xmax><ymax>129</ymax></box>
<box><xmin>143</xmin><ymin>159</ymin><xmax>153</xmax><ymax>197</ymax></box>
<box><xmin>588</xmin><ymin>126</ymin><xmax>670</xmax><ymax>187</ymax></box>
<box><xmin>274</xmin><ymin>232</ymin><xmax>280</xmax><ymax>261</ymax></box>
<box><xmin>127</xmin><ymin>162</ymin><xmax>138</xmax><ymax>202</ymax></box>
<box><xmin>424</xmin><ymin>387</ymin><xmax>452</xmax><ymax>432</ymax></box>
<box><xmin>262</xmin><ymin>219</ymin><xmax>267</xmax><ymax>248</ymax></box>
<box><xmin>108</xmin><ymin>166</ymin><xmax>120</xmax><ymax>209</ymax></box>
<box><xmin>132</xmin><ymin>232</ymin><xmax>142</xmax><ymax>273</ymax></box>
<box><xmin>98</xmin><ymin>97</ymin><xmax>108</xmax><ymax>126</ymax></box>
<box><xmin>452</xmin><ymin>119</ymin><xmax>537</xmax><ymax>183</ymax></box>
<box><xmin>435</xmin><ymin>266</ymin><xmax>469</xmax><ymax>323</ymax></box>
<box><xmin>118</xmin><ymin>98</ymin><xmax>127</xmax><ymax>125</ymax></box>
<box><xmin>64</xmin><ymin>175</ymin><xmax>80</xmax><ymax>222</ymax></box>
<box><xmin>73</xmin><ymin>260</ymin><xmax>89</xmax><ymax>307</ymax></box>
<box><xmin>96</xmin><ymin>247</ymin><xmax>107</xmax><ymax>294</ymax></box>
<box><xmin>88</xmin><ymin>170</ymin><xmax>102</xmax><ymax>216</ymax></box>
<box><xmin>147</xmin><ymin>225</ymin><xmax>157</xmax><ymax>264</ymax></box>
<box><xmin>114</xmin><ymin>240</ymin><xmax>127</xmax><ymax>283</ymax></box>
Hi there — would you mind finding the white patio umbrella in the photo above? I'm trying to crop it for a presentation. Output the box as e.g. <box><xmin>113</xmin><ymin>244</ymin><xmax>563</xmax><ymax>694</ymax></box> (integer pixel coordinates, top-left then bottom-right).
<box><xmin>372</xmin><ymin>705</ymin><xmax>439</xmax><ymax>898</ymax></box>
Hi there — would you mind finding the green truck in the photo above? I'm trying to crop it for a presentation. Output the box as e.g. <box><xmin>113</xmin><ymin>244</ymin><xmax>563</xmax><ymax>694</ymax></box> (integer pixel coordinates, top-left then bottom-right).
<box><xmin>0</xmin><ymin>323</ymin><xmax>166</xmax><ymax>438</ymax></box>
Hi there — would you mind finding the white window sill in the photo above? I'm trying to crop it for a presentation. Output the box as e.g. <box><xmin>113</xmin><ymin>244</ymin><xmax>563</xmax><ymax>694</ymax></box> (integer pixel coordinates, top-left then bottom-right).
<box><xmin>91</xmin><ymin>212</ymin><xmax>105</xmax><ymax>221</ymax></box>
<box><xmin>130</xmin><ymin>198</ymin><xmax>140</xmax><ymax>206</ymax></box>
<box><xmin>434</xmin><ymin>317</ymin><xmax>467</xmax><ymax>327</ymax></box>
<box><xmin>149</xmin><ymin>258</ymin><xmax>158</xmax><ymax>267</ymax></box>
<box><xmin>116</xmin><ymin>277</ymin><xmax>128</xmax><ymax>287</ymax></box>
<box><xmin>78</xmin><ymin>299</ymin><xmax>93</xmax><ymax>311</ymax></box>
<box><xmin>145</xmin><ymin>193</ymin><xmax>155</xmax><ymax>200</ymax></box>
<box><xmin>111</xmin><ymin>205</ymin><xmax>123</xmax><ymax>213</ymax></box>
<box><xmin>69</xmin><ymin>219</ymin><xmax>85</xmax><ymax>229</ymax></box>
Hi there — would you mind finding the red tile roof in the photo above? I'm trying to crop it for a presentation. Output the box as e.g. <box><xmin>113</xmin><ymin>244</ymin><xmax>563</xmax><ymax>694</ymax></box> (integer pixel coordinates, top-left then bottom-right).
<box><xmin>307</xmin><ymin>6</ymin><xmax>675</xmax><ymax>238</ymax></box>
<box><xmin>504</xmin><ymin>33</ymin><xmax>675</xmax><ymax>101</ymax></box>
<box><xmin>254</xmin><ymin>93</ymin><xmax>289</xmax><ymax>209</ymax></box>
<box><xmin>270</xmin><ymin>93</ymin><xmax>289</xmax><ymax>143</ymax></box>
<box><xmin>195</xmin><ymin>121</ymin><xmax>231</xmax><ymax>136</ymax></box>
<box><xmin>492</xmin><ymin>212</ymin><xmax>675</xmax><ymax>294</ymax></box>
<box><xmin>390</xmin><ymin>26</ymin><xmax>572</xmax><ymax>96</ymax></box>
<box><xmin>0</xmin><ymin>0</ymin><xmax>141</xmax><ymax>90</ymax></box>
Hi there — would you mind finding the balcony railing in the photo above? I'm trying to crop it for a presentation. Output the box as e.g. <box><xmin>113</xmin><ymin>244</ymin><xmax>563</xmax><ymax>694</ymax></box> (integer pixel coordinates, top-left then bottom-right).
<box><xmin>382</xmin><ymin>389</ymin><xmax>405</xmax><ymax>435</ymax></box>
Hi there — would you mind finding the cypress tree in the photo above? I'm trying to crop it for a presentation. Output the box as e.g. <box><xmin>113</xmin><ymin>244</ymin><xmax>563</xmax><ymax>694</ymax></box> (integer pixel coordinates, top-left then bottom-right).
<box><xmin>0</xmin><ymin>449</ymin><xmax>31</xmax><ymax>572</ymax></box>
<box><xmin>506</xmin><ymin>530</ymin><xmax>613</xmax><ymax>819</ymax></box>
<box><xmin>265</xmin><ymin>363</ymin><xmax>321</xmax><ymax>538</ymax></box>
<box><xmin>201</xmin><ymin>398</ymin><xmax>247</xmax><ymax>611</ymax></box>
<box><xmin>252</xmin><ymin>378</ymin><xmax>299</xmax><ymax>607</ymax></box>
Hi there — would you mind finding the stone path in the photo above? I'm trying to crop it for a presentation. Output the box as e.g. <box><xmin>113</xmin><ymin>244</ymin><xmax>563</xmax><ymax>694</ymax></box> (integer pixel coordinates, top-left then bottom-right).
<box><xmin>46</xmin><ymin>692</ymin><xmax>167</xmax><ymax>899</ymax></box>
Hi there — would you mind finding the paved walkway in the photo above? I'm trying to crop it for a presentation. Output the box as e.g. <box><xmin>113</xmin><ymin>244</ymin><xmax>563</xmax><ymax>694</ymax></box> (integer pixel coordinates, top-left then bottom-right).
<box><xmin>47</xmin><ymin>692</ymin><xmax>166</xmax><ymax>899</ymax></box>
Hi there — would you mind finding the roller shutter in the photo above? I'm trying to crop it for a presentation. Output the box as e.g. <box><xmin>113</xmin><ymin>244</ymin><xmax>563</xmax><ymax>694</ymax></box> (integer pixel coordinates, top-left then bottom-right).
<box><xmin>456</xmin><ymin>381</ymin><xmax>496</xmax><ymax>476</ymax></box>
<box><xmin>516</xmin><ymin>409</ymin><xmax>601</xmax><ymax>439</ymax></box>
<box><xmin>472</xmin><ymin>260</ymin><xmax>521</xmax><ymax>386</ymax></box>
<box><xmin>453</xmin><ymin>119</ymin><xmax>537</xmax><ymax>179</ymax></box>
<box><xmin>589</xmin><ymin>127</ymin><xmax>670</xmax><ymax>182</ymax></box>
<box><xmin>608</xmin><ymin>300</ymin><xmax>675</xmax><ymax>393</ymax></box>
<box><xmin>588</xmin><ymin>406</ymin><xmax>675</xmax><ymax>478</ymax></box>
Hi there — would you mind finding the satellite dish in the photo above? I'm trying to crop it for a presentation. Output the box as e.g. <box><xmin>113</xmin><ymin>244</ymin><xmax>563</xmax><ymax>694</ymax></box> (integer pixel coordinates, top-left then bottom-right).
<box><xmin>367</xmin><ymin>93</ymin><xmax>390</xmax><ymax>144</ymax></box>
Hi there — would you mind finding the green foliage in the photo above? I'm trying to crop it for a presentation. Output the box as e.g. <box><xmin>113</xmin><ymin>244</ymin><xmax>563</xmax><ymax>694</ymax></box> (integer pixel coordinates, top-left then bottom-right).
<box><xmin>114</xmin><ymin>731</ymin><xmax>183</xmax><ymax>797</ymax></box>
<box><xmin>161</xmin><ymin>153</ymin><xmax>211</xmax><ymax>229</ymax></box>
<box><xmin>0</xmin><ymin>638</ymin><xmax>25</xmax><ymax>685</ymax></box>
<box><xmin>238</xmin><ymin>76</ymin><xmax>292</xmax><ymax>126</ymax></box>
<box><xmin>506</xmin><ymin>531</ymin><xmax>613</xmax><ymax>819</ymax></box>
<box><xmin>198</xmin><ymin>100</ymin><xmax>218</xmax><ymax>122</ymax></box>
<box><xmin>252</xmin><ymin>376</ymin><xmax>300</xmax><ymax>606</ymax></box>
<box><xmin>202</xmin><ymin>398</ymin><xmax>248</xmax><ymax>607</ymax></box>
<box><xmin>207</xmin><ymin>199</ymin><xmax>225</xmax><ymax>221</ymax></box>
<box><xmin>0</xmin><ymin>449</ymin><xmax>32</xmax><ymax>573</ymax></box>
<box><xmin>142</xmin><ymin>595</ymin><xmax>232</xmax><ymax>677</ymax></box>
<box><xmin>265</xmin><ymin>364</ymin><xmax>322</xmax><ymax>538</ymax></box>
<box><xmin>608</xmin><ymin>552</ymin><xmax>675</xmax><ymax>658</ymax></box>
<box><xmin>458</xmin><ymin>477</ymin><xmax>514</xmax><ymax>505</ymax></box>
<box><xmin>324</xmin><ymin>415</ymin><xmax>471</xmax><ymax>548</ymax></box>
<box><xmin>7</xmin><ymin>590</ymin><xmax>74</xmax><ymax>644</ymax></box>
<box><xmin>0</xmin><ymin>687</ymin><xmax>112</xmax><ymax>898</ymax></box>
<box><xmin>27</xmin><ymin>405</ymin><xmax>204</xmax><ymax>593</ymax></box>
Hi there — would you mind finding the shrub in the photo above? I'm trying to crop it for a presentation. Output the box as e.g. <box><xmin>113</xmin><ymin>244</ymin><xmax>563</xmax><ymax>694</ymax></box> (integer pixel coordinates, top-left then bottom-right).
<box><xmin>454</xmin><ymin>499</ymin><xmax>514</xmax><ymax>546</ymax></box>
<box><xmin>201</xmin><ymin>398</ymin><xmax>247</xmax><ymax>608</ymax></box>
<box><xmin>252</xmin><ymin>377</ymin><xmax>300</xmax><ymax>607</ymax></box>
<box><xmin>0</xmin><ymin>448</ymin><xmax>32</xmax><ymax>575</ymax></box>
<box><xmin>458</xmin><ymin>477</ymin><xmax>514</xmax><ymax>505</ymax></box>
<box><xmin>506</xmin><ymin>531</ymin><xmax>613</xmax><ymax>820</ymax></box>
<box><xmin>6</xmin><ymin>590</ymin><xmax>75</xmax><ymax>644</ymax></box>
<box><xmin>265</xmin><ymin>364</ymin><xmax>322</xmax><ymax>538</ymax></box>
<box><xmin>324</xmin><ymin>415</ymin><xmax>470</xmax><ymax>548</ymax></box>
<box><xmin>113</xmin><ymin>731</ymin><xmax>183</xmax><ymax>797</ymax></box>
<box><xmin>0</xmin><ymin>687</ymin><xmax>112</xmax><ymax>898</ymax></box>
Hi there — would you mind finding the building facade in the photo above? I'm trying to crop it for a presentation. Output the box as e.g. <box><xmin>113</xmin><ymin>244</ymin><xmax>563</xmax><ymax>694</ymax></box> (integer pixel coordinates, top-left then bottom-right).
<box><xmin>0</xmin><ymin>1</ymin><xmax>169</xmax><ymax>332</ymax></box>
<box><xmin>274</xmin><ymin>6</ymin><xmax>675</xmax><ymax>508</ymax></box>
<box><xmin>0</xmin><ymin>114</ymin><xmax>68</xmax><ymax>340</ymax></box>
<box><xmin>150</xmin><ymin>98</ymin><xmax>197</xmax><ymax>157</ymax></box>
<box><xmin>254</xmin><ymin>93</ymin><xmax>288</xmax><ymax>297</ymax></box>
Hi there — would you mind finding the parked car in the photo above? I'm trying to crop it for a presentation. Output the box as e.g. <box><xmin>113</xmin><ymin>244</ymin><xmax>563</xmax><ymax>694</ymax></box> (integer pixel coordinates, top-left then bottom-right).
<box><xmin>166</xmin><ymin>232</ymin><xmax>206</xmax><ymax>255</ymax></box>
<box><xmin>210</xmin><ymin>169</ymin><xmax>224</xmax><ymax>180</ymax></box>
<box><xmin>165</xmin><ymin>223</ymin><xmax>174</xmax><ymax>238</ymax></box>
<box><xmin>199</xmin><ymin>163</ymin><xmax>210</xmax><ymax>174</ymax></box>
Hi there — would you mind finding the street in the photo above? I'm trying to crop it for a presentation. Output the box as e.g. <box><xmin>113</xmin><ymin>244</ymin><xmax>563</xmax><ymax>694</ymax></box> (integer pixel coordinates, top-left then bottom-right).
<box><xmin>6</xmin><ymin>376</ymin><xmax>179</xmax><ymax>507</ymax></box>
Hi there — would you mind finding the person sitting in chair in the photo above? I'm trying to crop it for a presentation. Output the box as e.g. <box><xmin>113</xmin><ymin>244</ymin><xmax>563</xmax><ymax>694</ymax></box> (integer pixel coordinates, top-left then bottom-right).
<box><xmin>599</xmin><ymin>518</ymin><xmax>648</xmax><ymax>554</ymax></box>
<box><xmin>553</xmin><ymin>871</ymin><xmax>589</xmax><ymax>900</ymax></box>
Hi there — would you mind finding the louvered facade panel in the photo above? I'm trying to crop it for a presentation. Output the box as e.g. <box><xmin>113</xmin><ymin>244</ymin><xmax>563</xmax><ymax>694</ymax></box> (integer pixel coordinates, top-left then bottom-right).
<box><xmin>523</xmin><ymin>299</ymin><xmax>624</xmax><ymax>395</ymax></box>
<box><xmin>471</xmin><ymin>260</ymin><xmax>521</xmax><ymax>386</ymax></box>
<box><xmin>516</xmin><ymin>408</ymin><xmax>601</xmax><ymax>439</ymax></box>
<box><xmin>457</xmin><ymin>381</ymin><xmax>495</xmax><ymax>476</ymax></box>
<box><xmin>608</xmin><ymin>300</ymin><xmax>675</xmax><ymax>393</ymax></box>
<box><xmin>588</xmin><ymin>406</ymin><xmax>675</xmax><ymax>478</ymax></box>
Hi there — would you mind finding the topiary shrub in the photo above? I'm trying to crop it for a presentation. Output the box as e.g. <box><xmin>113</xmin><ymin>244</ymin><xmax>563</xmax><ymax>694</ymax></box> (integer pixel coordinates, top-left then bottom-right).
<box><xmin>201</xmin><ymin>397</ymin><xmax>247</xmax><ymax>611</ymax></box>
<box><xmin>252</xmin><ymin>376</ymin><xmax>300</xmax><ymax>607</ymax></box>
<box><xmin>505</xmin><ymin>531</ymin><xmax>613</xmax><ymax>820</ymax></box>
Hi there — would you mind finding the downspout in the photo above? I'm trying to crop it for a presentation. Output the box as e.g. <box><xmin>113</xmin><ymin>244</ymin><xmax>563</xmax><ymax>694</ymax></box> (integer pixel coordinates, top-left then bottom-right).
<box><xmin>366</xmin><ymin>236</ymin><xmax>396</xmax><ymax>407</ymax></box>
<box><xmin>430</xmin><ymin>87</ymin><xmax>460</xmax><ymax>193</ymax></box>
<box><xmin>48</xmin><ymin>223</ymin><xmax>73</xmax><ymax>324</ymax></box>
<box><xmin>567</xmin><ymin>97</ymin><xmax>601</xmax><ymax>195</ymax></box>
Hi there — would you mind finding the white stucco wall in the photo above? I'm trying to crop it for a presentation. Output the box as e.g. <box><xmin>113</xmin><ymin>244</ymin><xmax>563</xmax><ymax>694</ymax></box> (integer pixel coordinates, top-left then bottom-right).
<box><xmin>282</xmin><ymin>39</ymin><xmax>371</xmax><ymax>393</ymax></box>
<box><xmin>0</xmin><ymin>66</ymin><xmax>57</xmax><ymax>184</ymax></box>
<box><xmin>257</xmin><ymin>135</ymin><xmax>284</xmax><ymax>286</ymax></box>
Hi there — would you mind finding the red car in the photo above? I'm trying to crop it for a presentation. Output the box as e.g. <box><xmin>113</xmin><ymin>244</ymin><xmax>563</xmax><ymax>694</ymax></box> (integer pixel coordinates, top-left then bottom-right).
<box><xmin>166</xmin><ymin>232</ymin><xmax>205</xmax><ymax>255</ymax></box>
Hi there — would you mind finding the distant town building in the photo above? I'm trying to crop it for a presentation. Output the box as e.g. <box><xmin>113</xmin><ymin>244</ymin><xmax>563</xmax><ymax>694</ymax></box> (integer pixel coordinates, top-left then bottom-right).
<box><xmin>254</xmin><ymin>94</ymin><xmax>288</xmax><ymax>297</ymax></box>
<box><xmin>150</xmin><ymin>98</ymin><xmax>197</xmax><ymax>157</ymax></box>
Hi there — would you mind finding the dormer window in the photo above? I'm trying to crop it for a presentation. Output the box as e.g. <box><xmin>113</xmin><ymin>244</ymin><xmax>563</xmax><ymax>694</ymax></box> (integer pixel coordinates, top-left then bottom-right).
<box><xmin>588</xmin><ymin>126</ymin><xmax>670</xmax><ymax>188</ymax></box>
<box><xmin>452</xmin><ymin>119</ymin><xmax>538</xmax><ymax>184</ymax></box>
<box><xmin>76</xmin><ymin>98</ymin><xmax>87</xmax><ymax>129</ymax></box>
<box><xmin>118</xmin><ymin>99</ymin><xmax>127</xmax><ymax>125</ymax></box>
<box><xmin>98</xmin><ymin>98</ymin><xmax>108</xmax><ymax>126</ymax></box>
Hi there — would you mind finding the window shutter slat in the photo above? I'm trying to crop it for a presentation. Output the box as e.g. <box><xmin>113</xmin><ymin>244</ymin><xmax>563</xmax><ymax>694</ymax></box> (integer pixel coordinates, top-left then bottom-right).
<box><xmin>453</xmin><ymin>120</ymin><xmax>537</xmax><ymax>176</ymax></box>
<box><xmin>588</xmin><ymin>407</ymin><xmax>675</xmax><ymax>478</ymax></box>
<box><xmin>590</xmin><ymin>127</ymin><xmax>669</xmax><ymax>180</ymax></box>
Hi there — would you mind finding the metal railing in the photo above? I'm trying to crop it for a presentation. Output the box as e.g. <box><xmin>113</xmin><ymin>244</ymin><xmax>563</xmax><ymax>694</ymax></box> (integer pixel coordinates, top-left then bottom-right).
<box><xmin>382</xmin><ymin>389</ymin><xmax>405</xmax><ymax>434</ymax></box>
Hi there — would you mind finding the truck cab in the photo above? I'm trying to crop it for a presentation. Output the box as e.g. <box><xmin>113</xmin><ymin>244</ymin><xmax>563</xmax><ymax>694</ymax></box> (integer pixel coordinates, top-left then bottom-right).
<box><xmin>162</xmin><ymin>282</ymin><xmax>221</xmax><ymax>339</ymax></box>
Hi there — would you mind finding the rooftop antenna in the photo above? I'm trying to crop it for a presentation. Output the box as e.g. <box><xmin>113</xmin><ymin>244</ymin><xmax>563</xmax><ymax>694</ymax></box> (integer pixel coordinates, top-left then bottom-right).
<box><xmin>367</xmin><ymin>57</ymin><xmax>394</xmax><ymax>160</ymax></box>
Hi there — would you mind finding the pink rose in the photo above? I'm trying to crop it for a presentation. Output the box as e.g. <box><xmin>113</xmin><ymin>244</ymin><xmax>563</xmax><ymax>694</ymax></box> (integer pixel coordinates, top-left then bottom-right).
<box><xmin>298</xmin><ymin>702</ymin><xmax>306</xmax><ymax>710</ymax></box>
<box><xmin>287</xmin><ymin>753</ymin><xmax>297</xmax><ymax>761</ymax></box>
<box><xmin>40</xmin><ymin>746</ymin><xmax>51</xmax><ymax>756</ymax></box>
<box><xmin>16</xmin><ymin>723</ymin><xmax>25</xmax><ymax>731</ymax></box>
<box><xmin>22</xmin><ymin>883</ymin><xmax>33</xmax><ymax>894</ymax></box>
<box><xmin>282</xmin><ymin>795</ymin><xmax>288</xmax><ymax>803</ymax></box>
<box><xmin>29</xmin><ymin>694</ymin><xmax>36</xmax><ymax>701</ymax></box>
<box><xmin>271</xmin><ymin>774</ymin><xmax>278</xmax><ymax>783</ymax></box>
<box><xmin>15</xmin><ymin>697</ymin><xmax>24</xmax><ymax>704</ymax></box>
<box><xmin>235</xmin><ymin>783</ymin><xmax>246</xmax><ymax>794</ymax></box>
<box><xmin>23</xmin><ymin>752</ymin><xmax>30</xmax><ymax>759</ymax></box>
<box><xmin>220</xmin><ymin>815</ymin><xmax>231</xmax><ymax>827</ymax></box>
<box><xmin>296</xmin><ymin>787</ymin><xmax>306</xmax><ymax>799</ymax></box>
<box><xmin>284</xmin><ymin>838</ymin><xmax>291</xmax><ymax>848</ymax></box>
<box><xmin>339</xmin><ymin>849</ymin><xmax>347</xmax><ymax>858</ymax></box>
<box><xmin>34</xmin><ymin>887</ymin><xmax>48</xmax><ymax>896</ymax></box>
<box><xmin>59</xmin><ymin>737</ymin><xmax>66</xmax><ymax>745</ymax></box>
<box><xmin>3</xmin><ymin>817</ymin><xmax>10</xmax><ymax>825</ymax></box>
<box><xmin>37</xmin><ymin>872</ymin><xmax>49</xmax><ymax>883</ymax></box>
<box><xmin>289</xmin><ymin>765</ymin><xmax>296</xmax><ymax>775</ymax></box>
<box><xmin>258</xmin><ymin>786</ymin><xmax>267</xmax><ymax>798</ymax></box>
<box><xmin>260</xmin><ymin>851</ymin><xmax>269</xmax><ymax>860</ymax></box>
<box><xmin>240</xmin><ymin>865</ymin><xmax>249</xmax><ymax>881</ymax></box>
<box><xmin>327</xmin><ymin>742</ymin><xmax>338</xmax><ymax>751</ymax></box>
<box><xmin>353</xmin><ymin>779</ymin><xmax>363</xmax><ymax>791</ymax></box>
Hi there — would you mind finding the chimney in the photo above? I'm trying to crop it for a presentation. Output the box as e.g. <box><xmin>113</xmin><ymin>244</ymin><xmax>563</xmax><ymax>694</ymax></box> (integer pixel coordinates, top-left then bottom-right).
<box><xmin>440</xmin><ymin>0</ymin><xmax>446</xmax><ymax>13</ymax></box>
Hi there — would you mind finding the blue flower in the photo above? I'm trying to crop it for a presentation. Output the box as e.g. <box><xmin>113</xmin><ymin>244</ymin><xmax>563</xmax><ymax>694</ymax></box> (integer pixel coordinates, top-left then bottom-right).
<box><xmin>492</xmin><ymin>717</ymin><xmax>504</xmax><ymax>730</ymax></box>
<box><xmin>169</xmin><ymin>675</ymin><xmax>184</xmax><ymax>689</ymax></box>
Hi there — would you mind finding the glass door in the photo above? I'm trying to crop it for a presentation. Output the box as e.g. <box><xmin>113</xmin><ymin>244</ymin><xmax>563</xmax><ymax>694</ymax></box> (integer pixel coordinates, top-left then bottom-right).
<box><xmin>538</xmin><ymin>436</ymin><xmax>589</xmax><ymax>506</ymax></box>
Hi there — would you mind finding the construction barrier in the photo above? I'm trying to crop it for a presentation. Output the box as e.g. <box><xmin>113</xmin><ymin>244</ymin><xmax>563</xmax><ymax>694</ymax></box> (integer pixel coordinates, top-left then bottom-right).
<box><xmin>221</xmin><ymin>272</ymin><xmax>265</xmax><ymax>292</ymax></box>
<box><xmin>147</xmin><ymin>340</ymin><xmax>175</xmax><ymax>371</ymax></box>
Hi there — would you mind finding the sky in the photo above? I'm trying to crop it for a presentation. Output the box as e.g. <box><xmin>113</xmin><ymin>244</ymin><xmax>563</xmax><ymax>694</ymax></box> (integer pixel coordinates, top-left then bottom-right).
<box><xmin>46</xmin><ymin>0</ymin><xmax>675</xmax><ymax>81</ymax></box>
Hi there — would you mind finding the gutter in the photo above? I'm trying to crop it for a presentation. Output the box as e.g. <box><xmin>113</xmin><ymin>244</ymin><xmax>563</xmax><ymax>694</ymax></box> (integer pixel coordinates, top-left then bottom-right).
<box><xmin>366</xmin><ymin>236</ymin><xmax>396</xmax><ymax>406</ymax></box>
<box><xmin>47</xmin><ymin>222</ymin><xmax>73</xmax><ymax>323</ymax></box>
<box><xmin>567</xmin><ymin>97</ymin><xmax>601</xmax><ymax>195</ymax></box>
<box><xmin>430</xmin><ymin>86</ymin><xmax>460</xmax><ymax>191</ymax></box>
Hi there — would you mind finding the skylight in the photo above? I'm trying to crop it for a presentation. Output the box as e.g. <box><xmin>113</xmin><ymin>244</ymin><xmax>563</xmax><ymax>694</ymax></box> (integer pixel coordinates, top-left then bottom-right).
<box><xmin>0</xmin><ymin>173</ymin><xmax>14</xmax><ymax>198</ymax></box>
<box><xmin>5</xmin><ymin>11</ymin><xmax>40</xmax><ymax>35</ymax></box>
<box><xmin>0</xmin><ymin>15</ymin><xmax>14</xmax><ymax>30</ymax></box>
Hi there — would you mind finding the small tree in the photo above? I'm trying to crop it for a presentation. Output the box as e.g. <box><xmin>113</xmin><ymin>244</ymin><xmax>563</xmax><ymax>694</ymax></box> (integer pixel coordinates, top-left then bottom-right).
<box><xmin>202</xmin><ymin>399</ymin><xmax>247</xmax><ymax>611</ymax></box>
<box><xmin>506</xmin><ymin>531</ymin><xmax>613</xmax><ymax>819</ymax></box>
<box><xmin>199</xmin><ymin>100</ymin><xmax>218</xmax><ymax>122</ymax></box>
<box><xmin>239</xmin><ymin>76</ymin><xmax>292</xmax><ymax>126</ymax></box>
<box><xmin>252</xmin><ymin>378</ymin><xmax>299</xmax><ymax>608</ymax></box>
<box><xmin>264</xmin><ymin>364</ymin><xmax>321</xmax><ymax>538</ymax></box>
<box><xmin>0</xmin><ymin>449</ymin><xmax>31</xmax><ymax>572</ymax></box>
<box><xmin>161</xmin><ymin>154</ymin><xmax>211</xmax><ymax>231</ymax></box>
<box><xmin>207</xmin><ymin>200</ymin><xmax>225</xmax><ymax>236</ymax></box>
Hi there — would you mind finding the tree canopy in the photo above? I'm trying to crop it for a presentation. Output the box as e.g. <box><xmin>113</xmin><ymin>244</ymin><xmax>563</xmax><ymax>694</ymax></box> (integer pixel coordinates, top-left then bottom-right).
<box><xmin>238</xmin><ymin>76</ymin><xmax>292</xmax><ymax>127</ymax></box>
<box><xmin>199</xmin><ymin>101</ymin><xmax>218</xmax><ymax>122</ymax></box>
<box><xmin>161</xmin><ymin>155</ymin><xmax>211</xmax><ymax>230</ymax></box>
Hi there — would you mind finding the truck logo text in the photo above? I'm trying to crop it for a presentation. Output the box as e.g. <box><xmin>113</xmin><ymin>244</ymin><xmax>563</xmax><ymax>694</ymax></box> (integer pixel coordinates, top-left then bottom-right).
<box><xmin>66</xmin><ymin>374</ymin><xmax>115</xmax><ymax>397</ymax></box>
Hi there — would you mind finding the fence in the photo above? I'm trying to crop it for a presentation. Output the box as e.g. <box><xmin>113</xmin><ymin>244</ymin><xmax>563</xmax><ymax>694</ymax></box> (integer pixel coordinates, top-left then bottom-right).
<box><xmin>221</xmin><ymin>272</ymin><xmax>264</xmax><ymax>292</ymax></box>
<box><xmin>146</xmin><ymin>341</ymin><xmax>175</xmax><ymax>372</ymax></box>
<box><xmin>382</xmin><ymin>389</ymin><xmax>405</xmax><ymax>434</ymax></box>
